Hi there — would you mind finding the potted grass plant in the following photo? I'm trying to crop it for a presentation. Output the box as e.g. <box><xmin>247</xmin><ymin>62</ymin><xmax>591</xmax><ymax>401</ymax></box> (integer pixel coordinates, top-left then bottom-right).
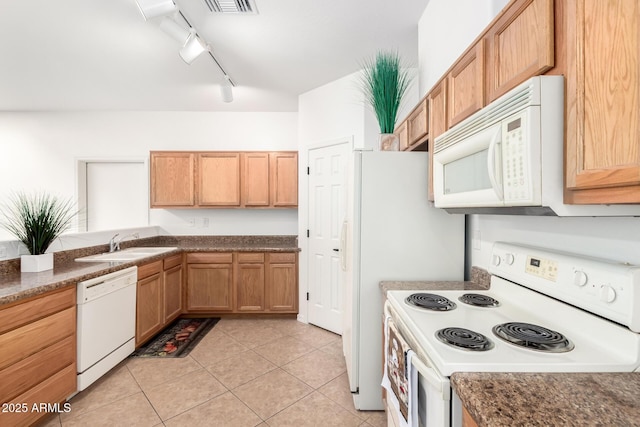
<box><xmin>0</xmin><ymin>192</ymin><xmax>77</xmax><ymax>272</ymax></box>
<box><xmin>360</xmin><ymin>50</ymin><xmax>413</xmax><ymax>150</ymax></box>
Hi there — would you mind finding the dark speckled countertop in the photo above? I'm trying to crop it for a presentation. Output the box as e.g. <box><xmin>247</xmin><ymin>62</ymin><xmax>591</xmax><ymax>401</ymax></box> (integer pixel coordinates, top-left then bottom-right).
<box><xmin>379</xmin><ymin>266</ymin><xmax>491</xmax><ymax>295</ymax></box>
<box><xmin>452</xmin><ymin>372</ymin><xmax>640</xmax><ymax>427</ymax></box>
<box><xmin>0</xmin><ymin>235</ymin><xmax>299</xmax><ymax>306</ymax></box>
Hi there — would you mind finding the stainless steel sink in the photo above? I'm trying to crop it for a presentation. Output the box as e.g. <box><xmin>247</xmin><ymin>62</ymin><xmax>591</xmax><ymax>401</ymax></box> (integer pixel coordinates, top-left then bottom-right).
<box><xmin>75</xmin><ymin>247</ymin><xmax>178</xmax><ymax>262</ymax></box>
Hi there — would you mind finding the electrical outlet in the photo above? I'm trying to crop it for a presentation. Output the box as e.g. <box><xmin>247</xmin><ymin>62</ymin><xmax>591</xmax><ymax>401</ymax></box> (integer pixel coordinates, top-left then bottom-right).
<box><xmin>188</xmin><ymin>217</ymin><xmax>195</xmax><ymax>227</ymax></box>
<box><xmin>0</xmin><ymin>246</ymin><xmax>6</xmax><ymax>259</ymax></box>
<box><xmin>202</xmin><ymin>217</ymin><xmax>210</xmax><ymax>228</ymax></box>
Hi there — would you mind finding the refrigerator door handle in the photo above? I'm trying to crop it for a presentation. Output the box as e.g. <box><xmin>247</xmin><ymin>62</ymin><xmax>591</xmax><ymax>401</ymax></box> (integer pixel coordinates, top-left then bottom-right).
<box><xmin>340</xmin><ymin>220</ymin><xmax>348</xmax><ymax>271</ymax></box>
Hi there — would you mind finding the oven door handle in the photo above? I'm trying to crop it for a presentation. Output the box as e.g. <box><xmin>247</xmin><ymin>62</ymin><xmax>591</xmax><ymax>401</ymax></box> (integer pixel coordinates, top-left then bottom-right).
<box><xmin>411</xmin><ymin>353</ymin><xmax>451</xmax><ymax>401</ymax></box>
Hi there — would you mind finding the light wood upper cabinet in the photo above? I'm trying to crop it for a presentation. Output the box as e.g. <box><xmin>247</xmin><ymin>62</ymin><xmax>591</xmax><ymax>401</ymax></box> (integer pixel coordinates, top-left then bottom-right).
<box><xmin>485</xmin><ymin>0</ymin><xmax>555</xmax><ymax>102</ymax></box>
<box><xmin>198</xmin><ymin>152</ymin><xmax>241</xmax><ymax>207</ymax></box>
<box><xmin>407</xmin><ymin>99</ymin><xmax>429</xmax><ymax>146</ymax></box>
<box><xmin>242</xmin><ymin>152</ymin><xmax>270</xmax><ymax>207</ymax></box>
<box><xmin>394</xmin><ymin>121</ymin><xmax>409</xmax><ymax>151</ymax></box>
<box><xmin>150</xmin><ymin>152</ymin><xmax>195</xmax><ymax>207</ymax></box>
<box><xmin>270</xmin><ymin>152</ymin><xmax>298</xmax><ymax>207</ymax></box>
<box><xmin>448</xmin><ymin>40</ymin><xmax>485</xmax><ymax>127</ymax></box>
<box><xmin>150</xmin><ymin>151</ymin><xmax>297</xmax><ymax>208</ymax></box>
<box><xmin>428</xmin><ymin>79</ymin><xmax>447</xmax><ymax>202</ymax></box>
<box><xmin>564</xmin><ymin>0</ymin><xmax>640</xmax><ymax>204</ymax></box>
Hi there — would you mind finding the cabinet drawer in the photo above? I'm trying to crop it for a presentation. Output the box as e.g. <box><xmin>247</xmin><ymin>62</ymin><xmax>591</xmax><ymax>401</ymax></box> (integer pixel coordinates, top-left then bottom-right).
<box><xmin>0</xmin><ymin>287</ymin><xmax>75</xmax><ymax>336</ymax></box>
<box><xmin>138</xmin><ymin>260</ymin><xmax>163</xmax><ymax>280</ymax></box>
<box><xmin>0</xmin><ymin>307</ymin><xmax>75</xmax><ymax>371</ymax></box>
<box><xmin>163</xmin><ymin>254</ymin><xmax>182</xmax><ymax>270</ymax></box>
<box><xmin>0</xmin><ymin>335</ymin><xmax>75</xmax><ymax>402</ymax></box>
<box><xmin>238</xmin><ymin>253</ymin><xmax>265</xmax><ymax>263</ymax></box>
<box><xmin>187</xmin><ymin>253</ymin><xmax>233</xmax><ymax>264</ymax></box>
<box><xmin>269</xmin><ymin>253</ymin><xmax>296</xmax><ymax>263</ymax></box>
<box><xmin>0</xmin><ymin>364</ymin><xmax>76</xmax><ymax>427</ymax></box>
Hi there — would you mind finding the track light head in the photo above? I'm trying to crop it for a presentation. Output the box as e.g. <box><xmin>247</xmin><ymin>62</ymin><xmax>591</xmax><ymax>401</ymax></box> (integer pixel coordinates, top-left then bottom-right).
<box><xmin>179</xmin><ymin>34</ymin><xmax>208</xmax><ymax>64</ymax></box>
<box><xmin>134</xmin><ymin>0</ymin><xmax>177</xmax><ymax>21</ymax></box>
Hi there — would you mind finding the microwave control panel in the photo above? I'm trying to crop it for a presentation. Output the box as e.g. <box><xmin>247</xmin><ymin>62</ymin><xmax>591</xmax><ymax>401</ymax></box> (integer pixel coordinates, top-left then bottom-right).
<box><xmin>502</xmin><ymin>114</ymin><xmax>531</xmax><ymax>201</ymax></box>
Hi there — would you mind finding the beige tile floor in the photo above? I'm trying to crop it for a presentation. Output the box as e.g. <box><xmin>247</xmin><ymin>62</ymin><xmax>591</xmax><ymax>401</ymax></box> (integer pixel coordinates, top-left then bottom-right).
<box><xmin>40</xmin><ymin>318</ymin><xmax>386</xmax><ymax>427</ymax></box>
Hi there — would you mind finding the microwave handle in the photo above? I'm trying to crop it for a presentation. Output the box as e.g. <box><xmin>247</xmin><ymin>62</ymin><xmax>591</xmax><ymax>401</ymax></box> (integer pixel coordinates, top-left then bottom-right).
<box><xmin>487</xmin><ymin>127</ymin><xmax>504</xmax><ymax>200</ymax></box>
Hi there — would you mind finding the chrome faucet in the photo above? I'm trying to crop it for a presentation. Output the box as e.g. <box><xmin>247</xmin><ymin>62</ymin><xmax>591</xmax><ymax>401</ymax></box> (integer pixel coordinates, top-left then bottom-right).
<box><xmin>109</xmin><ymin>232</ymin><xmax>140</xmax><ymax>252</ymax></box>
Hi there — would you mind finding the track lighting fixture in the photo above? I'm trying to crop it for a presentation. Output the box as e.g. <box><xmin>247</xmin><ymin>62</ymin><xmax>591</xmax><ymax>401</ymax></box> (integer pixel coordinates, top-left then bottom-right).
<box><xmin>179</xmin><ymin>33</ymin><xmax>208</xmax><ymax>64</ymax></box>
<box><xmin>220</xmin><ymin>77</ymin><xmax>234</xmax><ymax>103</ymax></box>
<box><xmin>135</xmin><ymin>0</ymin><xmax>236</xmax><ymax>98</ymax></box>
<box><xmin>159</xmin><ymin>16</ymin><xmax>191</xmax><ymax>45</ymax></box>
<box><xmin>134</xmin><ymin>0</ymin><xmax>177</xmax><ymax>21</ymax></box>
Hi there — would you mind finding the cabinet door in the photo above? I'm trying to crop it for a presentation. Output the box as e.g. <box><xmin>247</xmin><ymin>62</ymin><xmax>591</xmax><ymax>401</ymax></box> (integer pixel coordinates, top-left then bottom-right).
<box><xmin>407</xmin><ymin>99</ymin><xmax>429</xmax><ymax>146</ymax></box>
<box><xmin>485</xmin><ymin>0</ymin><xmax>554</xmax><ymax>101</ymax></box>
<box><xmin>187</xmin><ymin>263</ymin><xmax>234</xmax><ymax>311</ymax></box>
<box><xmin>136</xmin><ymin>272</ymin><xmax>163</xmax><ymax>346</ymax></box>
<box><xmin>395</xmin><ymin>121</ymin><xmax>409</xmax><ymax>151</ymax></box>
<box><xmin>150</xmin><ymin>152</ymin><xmax>195</xmax><ymax>207</ymax></box>
<box><xmin>267</xmin><ymin>253</ymin><xmax>297</xmax><ymax>312</ymax></box>
<box><xmin>163</xmin><ymin>264</ymin><xmax>183</xmax><ymax>323</ymax></box>
<box><xmin>236</xmin><ymin>261</ymin><xmax>266</xmax><ymax>312</ymax></box>
<box><xmin>270</xmin><ymin>152</ymin><xmax>298</xmax><ymax>207</ymax></box>
<box><xmin>448</xmin><ymin>41</ymin><xmax>485</xmax><ymax>127</ymax></box>
<box><xmin>427</xmin><ymin>79</ymin><xmax>447</xmax><ymax>202</ymax></box>
<box><xmin>198</xmin><ymin>153</ymin><xmax>241</xmax><ymax>206</ymax></box>
<box><xmin>242</xmin><ymin>152</ymin><xmax>270</xmax><ymax>207</ymax></box>
<box><xmin>565</xmin><ymin>0</ymin><xmax>640</xmax><ymax>203</ymax></box>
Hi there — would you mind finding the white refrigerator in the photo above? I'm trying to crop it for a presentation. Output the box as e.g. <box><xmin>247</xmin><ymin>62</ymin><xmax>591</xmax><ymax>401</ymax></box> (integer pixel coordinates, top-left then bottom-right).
<box><xmin>341</xmin><ymin>149</ymin><xmax>465</xmax><ymax>410</ymax></box>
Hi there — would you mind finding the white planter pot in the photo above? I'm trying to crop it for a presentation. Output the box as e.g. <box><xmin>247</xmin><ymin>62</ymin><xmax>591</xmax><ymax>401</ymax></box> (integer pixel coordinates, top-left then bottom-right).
<box><xmin>21</xmin><ymin>253</ymin><xmax>54</xmax><ymax>272</ymax></box>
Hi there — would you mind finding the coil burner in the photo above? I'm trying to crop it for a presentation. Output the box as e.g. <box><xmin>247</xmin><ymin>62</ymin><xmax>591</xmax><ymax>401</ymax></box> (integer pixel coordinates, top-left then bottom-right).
<box><xmin>436</xmin><ymin>327</ymin><xmax>494</xmax><ymax>351</ymax></box>
<box><xmin>405</xmin><ymin>293</ymin><xmax>456</xmax><ymax>311</ymax></box>
<box><xmin>492</xmin><ymin>322</ymin><xmax>574</xmax><ymax>353</ymax></box>
<box><xmin>458</xmin><ymin>293</ymin><xmax>500</xmax><ymax>307</ymax></box>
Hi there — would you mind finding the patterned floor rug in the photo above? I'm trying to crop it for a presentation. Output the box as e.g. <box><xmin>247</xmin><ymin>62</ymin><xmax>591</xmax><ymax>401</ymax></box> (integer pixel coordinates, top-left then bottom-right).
<box><xmin>131</xmin><ymin>318</ymin><xmax>219</xmax><ymax>358</ymax></box>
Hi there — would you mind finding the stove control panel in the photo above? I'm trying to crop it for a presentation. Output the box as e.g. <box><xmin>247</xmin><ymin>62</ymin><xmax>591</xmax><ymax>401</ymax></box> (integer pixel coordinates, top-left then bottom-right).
<box><xmin>489</xmin><ymin>242</ymin><xmax>640</xmax><ymax>333</ymax></box>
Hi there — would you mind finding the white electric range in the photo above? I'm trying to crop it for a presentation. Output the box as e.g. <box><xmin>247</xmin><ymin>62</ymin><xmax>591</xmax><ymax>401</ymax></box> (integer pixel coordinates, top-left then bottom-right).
<box><xmin>384</xmin><ymin>242</ymin><xmax>640</xmax><ymax>427</ymax></box>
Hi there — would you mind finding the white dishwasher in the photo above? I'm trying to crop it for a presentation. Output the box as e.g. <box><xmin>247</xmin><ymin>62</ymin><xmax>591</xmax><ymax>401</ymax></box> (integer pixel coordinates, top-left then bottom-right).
<box><xmin>77</xmin><ymin>266</ymin><xmax>137</xmax><ymax>391</ymax></box>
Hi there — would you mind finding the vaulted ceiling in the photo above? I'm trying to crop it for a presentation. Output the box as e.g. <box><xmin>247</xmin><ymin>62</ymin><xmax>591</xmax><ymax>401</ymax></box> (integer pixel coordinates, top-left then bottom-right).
<box><xmin>0</xmin><ymin>0</ymin><xmax>429</xmax><ymax>111</ymax></box>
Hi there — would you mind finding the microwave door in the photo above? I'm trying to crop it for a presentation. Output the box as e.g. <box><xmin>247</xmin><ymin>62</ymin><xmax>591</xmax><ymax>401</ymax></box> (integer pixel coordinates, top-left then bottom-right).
<box><xmin>434</xmin><ymin>124</ymin><xmax>505</xmax><ymax>208</ymax></box>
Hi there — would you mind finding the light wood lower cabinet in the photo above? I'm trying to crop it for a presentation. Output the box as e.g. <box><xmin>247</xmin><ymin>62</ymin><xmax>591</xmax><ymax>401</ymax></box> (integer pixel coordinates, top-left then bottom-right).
<box><xmin>163</xmin><ymin>255</ymin><xmax>183</xmax><ymax>323</ymax></box>
<box><xmin>185</xmin><ymin>251</ymin><xmax>298</xmax><ymax>314</ymax></box>
<box><xmin>186</xmin><ymin>253</ymin><xmax>234</xmax><ymax>312</ymax></box>
<box><xmin>135</xmin><ymin>261</ymin><xmax>164</xmax><ymax>347</ymax></box>
<box><xmin>0</xmin><ymin>286</ymin><xmax>76</xmax><ymax>427</ymax></box>
<box><xmin>267</xmin><ymin>253</ymin><xmax>298</xmax><ymax>312</ymax></box>
<box><xmin>236</xmin><ymin>253</ymin><xmax>266</xmax><ymax>312</ymax></box>
<box><xmin>135</xmin><ymin>254</ymin><xmax>184</xmax><ymax>347</ymax></box>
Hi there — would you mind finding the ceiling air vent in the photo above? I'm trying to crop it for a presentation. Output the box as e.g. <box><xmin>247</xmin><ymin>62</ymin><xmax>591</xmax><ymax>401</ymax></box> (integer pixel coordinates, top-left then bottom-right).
<box><xmin>203</xmin><ymin>0</ymin><xmax>258</xmax><ymax>14</ymax></box>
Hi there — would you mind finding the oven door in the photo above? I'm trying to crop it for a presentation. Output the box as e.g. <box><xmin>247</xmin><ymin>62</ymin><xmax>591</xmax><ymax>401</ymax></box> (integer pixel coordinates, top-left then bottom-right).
<box><xmin>433</xmin><ymin>122</ymin><xmax>504</xmax><ymax>208</ymax></box>
<box><xmin>384</xmin><ymin>303</ymin><xmax>453</xmax><ymax>427</ymax></box>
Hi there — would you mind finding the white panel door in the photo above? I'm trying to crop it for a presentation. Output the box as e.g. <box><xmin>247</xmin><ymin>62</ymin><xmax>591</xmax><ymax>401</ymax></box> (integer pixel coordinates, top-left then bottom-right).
<box><xmin>86</xmin><ymin>162</ymin><xmax>148</xmax><ymax>231</ymax></box>
<box><xmin>307</xmin><ymin>142</ymin><xmax>349</xmax><ymax>334</ymax></box>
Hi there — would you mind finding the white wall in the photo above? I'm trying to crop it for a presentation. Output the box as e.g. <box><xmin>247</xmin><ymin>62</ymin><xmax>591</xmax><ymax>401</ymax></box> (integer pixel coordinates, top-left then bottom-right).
<box><xmin>418</xmin><ymin>0</ymin><xmax>640</xmax><ymax>270</ymax></box>
<box><xmin>0</xmin><ymin>111</ymin><xmax>298</xmax><ymax>258</ymax></box>
<box><xmin>418</xmin><ymin>0</ymin><xmax>509</xmax><ymax>96</ymax></box>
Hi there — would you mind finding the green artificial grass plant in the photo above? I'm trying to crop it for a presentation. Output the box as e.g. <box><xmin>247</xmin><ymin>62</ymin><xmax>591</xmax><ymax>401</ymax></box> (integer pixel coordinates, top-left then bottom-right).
<box><xmin>360</xmin><ymin>51</ymin><xmax>412</xmax><ymax>134</ymax></box>
<box><xmin>1</xmin><ymin>192</ymin><xmax>76</xmax><ymax>255</ymax></box>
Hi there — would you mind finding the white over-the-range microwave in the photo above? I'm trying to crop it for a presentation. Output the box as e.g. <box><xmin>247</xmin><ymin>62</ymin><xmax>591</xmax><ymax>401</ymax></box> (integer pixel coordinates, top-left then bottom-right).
<box><xmin>432</xmin><ymin>75</ymin><xmax>640</xmax><ymax>216</ymax></box>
